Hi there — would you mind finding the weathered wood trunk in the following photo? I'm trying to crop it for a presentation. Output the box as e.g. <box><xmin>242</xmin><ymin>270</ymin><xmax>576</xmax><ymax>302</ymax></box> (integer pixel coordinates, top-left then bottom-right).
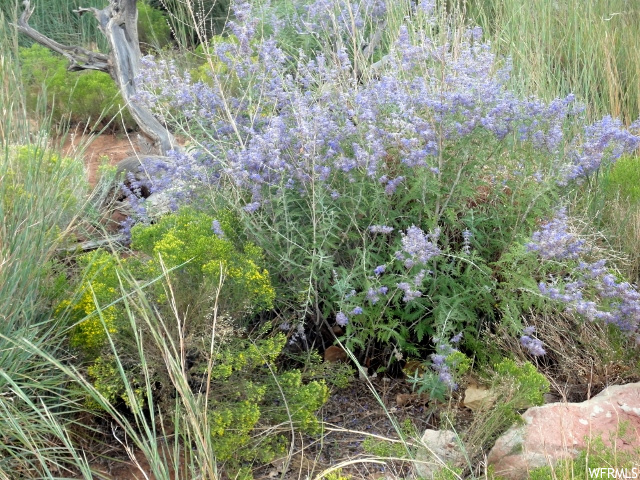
<box><xmin>16</xmin><ymin>0</ymin><xmax>177</xmax><ymax>155</ymax></box>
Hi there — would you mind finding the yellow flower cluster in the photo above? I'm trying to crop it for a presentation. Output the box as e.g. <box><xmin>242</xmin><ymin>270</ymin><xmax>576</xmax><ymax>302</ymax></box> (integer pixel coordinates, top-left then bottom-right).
<box><xmin>133</xmin><ymin>207</ymin><xmax>276</xmax><ymax>319</ymax></box>
<box><xmin>212</xmin><ymin>259</ymin><xmax>275</xmax><ymax>311</ymax></box>
<box><xmin>56</xmin><ymin>250</ymin><xmax>121</xmax><ymax>354</ymax></box>
<box><xmin>63</xmin><ymin>282</ymin><xmax>118</xmax><ymax>351</ymax></box>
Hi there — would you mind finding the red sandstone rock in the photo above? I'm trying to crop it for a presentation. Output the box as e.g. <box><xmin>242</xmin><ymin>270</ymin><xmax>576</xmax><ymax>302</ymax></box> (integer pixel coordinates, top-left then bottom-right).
<box><xmin>488</xmin><ymin>383</ymin><xmax>640</xmax><ymax>479</ymax></box>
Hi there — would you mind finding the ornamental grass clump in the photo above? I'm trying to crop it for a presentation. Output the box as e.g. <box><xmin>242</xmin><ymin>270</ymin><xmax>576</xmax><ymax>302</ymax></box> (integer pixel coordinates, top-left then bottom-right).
<box><xmin>56</xmin><ymin>208</ymin><xmax>328</xmax><ymax>477</ymax></box>
<box><xmin>130</xmin><ymin>0</ymin><xmax>639</xmax><ymax>367</ymax></box>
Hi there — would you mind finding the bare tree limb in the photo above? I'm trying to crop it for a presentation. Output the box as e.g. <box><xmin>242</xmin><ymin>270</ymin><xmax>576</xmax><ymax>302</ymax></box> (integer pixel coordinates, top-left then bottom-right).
<box><xmin>56</xmin><ymin>234</ymin><xmax>128</xmax><ymax>253</ymax></box>
<box><xmin>16</xmin><ymin>0</ymin><xmax>178</xmax><ymax>155</ymax></box>
<box><xmin>16</xmin><ymin>0</ymin><xmax>111</xmax><ymax>73</ymax></box>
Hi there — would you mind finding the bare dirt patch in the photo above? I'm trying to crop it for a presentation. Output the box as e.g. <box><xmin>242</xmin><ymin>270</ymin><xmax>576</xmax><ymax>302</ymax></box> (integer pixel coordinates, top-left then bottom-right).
<box><xmin>61</xmin><ymin>131</ymin><xmax>154</xmax><ymax>237</ymax></box>
<box><xmin>62</xmin><ymin>130</ymin><xmax>149</xmax><ymax>186</ymax></box>
<box><xmin>82</xmin><ymin>377</ymin><xmax>463</xmax><ymax>480</ymax></box>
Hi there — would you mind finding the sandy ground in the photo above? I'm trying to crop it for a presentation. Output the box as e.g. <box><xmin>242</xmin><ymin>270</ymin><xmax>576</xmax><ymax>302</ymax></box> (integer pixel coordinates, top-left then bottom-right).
<box><xmin>62</xmin><ymin>130</ymin><xmax>148</xmax><ymax>186</ymax></box>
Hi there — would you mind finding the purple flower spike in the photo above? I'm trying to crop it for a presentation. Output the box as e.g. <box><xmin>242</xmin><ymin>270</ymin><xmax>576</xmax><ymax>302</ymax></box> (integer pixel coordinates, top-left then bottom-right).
<box><xmin>526</xmin><ymin>208</ymin><xmax>584</xmax><ymax>260</ymax></box>
<box><xmin>211</xmin><ymin>219</ymin><xmax>225</xmax><ymax>238</ymax></box>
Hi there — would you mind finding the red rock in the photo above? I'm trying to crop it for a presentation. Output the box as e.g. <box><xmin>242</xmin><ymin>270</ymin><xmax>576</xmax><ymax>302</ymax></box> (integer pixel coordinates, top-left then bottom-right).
<box><xmin>488</xmin><ymin>383</ymin><xmax>640</xmax><ymax>479</ymax></box>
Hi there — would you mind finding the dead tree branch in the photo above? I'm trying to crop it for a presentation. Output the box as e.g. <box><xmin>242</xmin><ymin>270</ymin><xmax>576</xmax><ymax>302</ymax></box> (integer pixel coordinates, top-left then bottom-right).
<box><xmin>16</xmin><ymin>0</ymin><xmax>177</xmax><ymax>155</ymax></box>
<box><xmin>16</xmin><ymin>0</ymin><xmax>111</xmax><ymax>73</ymax></box>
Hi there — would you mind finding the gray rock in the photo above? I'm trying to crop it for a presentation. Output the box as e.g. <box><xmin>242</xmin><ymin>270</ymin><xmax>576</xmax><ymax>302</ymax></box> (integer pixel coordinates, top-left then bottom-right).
<box><xmin>413</xmin><ymin>429</ymin><xmax>466</xmax><ymax>479</ymax></box>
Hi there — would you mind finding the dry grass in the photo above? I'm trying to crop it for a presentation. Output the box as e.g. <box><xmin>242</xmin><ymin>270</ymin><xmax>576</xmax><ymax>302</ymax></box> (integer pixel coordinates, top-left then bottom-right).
<box><xmin>491</xmin><ymin>310</ymin><xmax>639</xmax><ymax>403</ymax></box>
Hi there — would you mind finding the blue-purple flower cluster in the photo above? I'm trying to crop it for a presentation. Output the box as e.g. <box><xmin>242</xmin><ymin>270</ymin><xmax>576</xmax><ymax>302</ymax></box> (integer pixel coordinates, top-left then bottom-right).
<box><xmin>395</xmin><ymin>226</ymin><xmax>441</xmax><ymax>269</ymax></box>
<box><xmin>304</xmin><ymin>0</ymin><xmax>386</xmax><ymax>36</ymax></box>
<box><xmin>526</xmin><ymin>207</ymin><xmax>584</xmax><ymax>260</ymax></box>
<box><xmin>529</xmin><ymin>211</ymin><xmax>640</xmax><ymax>341</ymax></box>
<box><xmin>331</xmin><ymin>225</ymin><xmax>441</xmax><ymax>326</ymax></box>
<box><xmin>126</xmin><ymin>0</ymin><xmax>640</xmax><ymax>364</ymax></box>
<box><xmin>430</xmin><ymin>334</ymin><xmax>464</xmax><ymax>390</ymax></box>
<box><xmin>563</xmin><ymin>116</ymin><xmax>640</xmax><ymax>184</ymax></box>
<box><xmin>131</xmin><ymin>3</ymin><xmax>616</xmax><ymax>217</ymax></box>
<box><xmin>520</xmin><ymin>326</ymin><xmax>545</xmax><ymax>356</ymax></box>
<box><xmin>461</xmin><ymin>229</ymin><xmax>472</xmax><ymax>254</ymax></box>
<box><xmin>365</xmin><ymin>286</ymin><xmax>388</xmax><ymax>305</ymax></box>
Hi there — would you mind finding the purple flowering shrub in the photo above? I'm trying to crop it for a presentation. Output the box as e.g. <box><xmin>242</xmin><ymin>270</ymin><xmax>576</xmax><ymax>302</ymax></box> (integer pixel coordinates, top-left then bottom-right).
<box><xmin>527</xmin><ymin>208</ymin><xmax>640</xmax><ymax>343</ymax></box>
<box><xmin>131</xmin><ymin>0</ymin><xmax>640</xmax><ymax>368</ymax></box>
<box><xmin>246</xmin><ymin>0</ymin><xmax>388</xmax><ymax>62</ymax></box>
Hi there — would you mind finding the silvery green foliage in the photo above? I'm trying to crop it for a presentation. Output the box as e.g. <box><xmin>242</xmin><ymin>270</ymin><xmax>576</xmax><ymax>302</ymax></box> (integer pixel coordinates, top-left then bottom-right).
<box><xmin>129</xmin><ymin>0</ymin><xmax>640</xmax><ymax>360</ymax></box>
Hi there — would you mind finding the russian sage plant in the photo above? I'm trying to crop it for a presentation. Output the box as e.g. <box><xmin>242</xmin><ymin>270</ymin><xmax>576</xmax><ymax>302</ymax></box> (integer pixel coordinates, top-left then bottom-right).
<box><xmin>527</xmin><ymin>208</ymin><xmax>640</xmax><ymax>343</ymax></box>
<box><xmin>129</xmin><ymin>0</ymin><xmax>640</xmax><ymax>363</ymax></box>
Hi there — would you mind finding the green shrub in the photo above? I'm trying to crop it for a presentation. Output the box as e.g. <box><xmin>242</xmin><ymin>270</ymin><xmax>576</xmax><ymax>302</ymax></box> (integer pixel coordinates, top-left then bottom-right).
<box><xmin>464</xmin><ymin>359</ymin><xmax>549</xmax><ymax>458</ymax></box>
<box><xmin>0</xmin><ymin>85</ymin><xmax>91</xmax><ymax>474</ymax></box>
<box><xmin>19</xmin><ymin>44</ymin><xmax>135</xmax><ymax>129</ymax></box>
<box><xmin>130</xmin><ymin>206</ymin><xmax>275</xmax><ymax>322</ymax></box>
<box><xmin>59</xmin><ymin>207</ymin><xmax>275</xmax><ymax>355</ymax></box>
<box><xmin>408</xmin><ymin>349</ymin><xmax>471</xmax><ymax>402</ymax></box>
<box><xmin>493</xmin><ymin>358</ymin><xmax>549</xmax><ymax>412</ymax></box>
<box><xmin>58</xmin><ymin>207</ymin><xmax>328</xmax><ymax>476</ymax></box>
<box><xmin>56</xmin><ymin>249</ymin><xmax>124</xmax><ymax>354</ymax></box>
<box><xmin>321</xmin><ymin>470</ymin><xmax>353</xmax><ymax>480</ymax></box>
<box><xmin>86</xmin><ymin>354</ymin><xmax>145</xmax><ymax>410</ymax></box>
<box><xmin>204</xmin><ymin>333</ymin><xmax>328</xmax><ymax>472</ymax></box>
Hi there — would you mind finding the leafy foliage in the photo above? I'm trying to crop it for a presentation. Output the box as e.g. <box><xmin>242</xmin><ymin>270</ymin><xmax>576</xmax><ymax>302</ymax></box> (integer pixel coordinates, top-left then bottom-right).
<box><xmin>604</xmin><ymin>154</ymin><xmax>640</xmax><ymax>203</ymax></box>
<box><xmin>19</xmin><ymin>44</ymin><xmax>135</xmax><ymax>129</ymax></box>
<box><xmin>57</xmin><ymin>250</ymin><xmax>121</xmax><ymax>354</ymax></box>
<box><xmin>130</xmin><ymin>0</ymin><xmax>637</xmax><ymax>370</ymax></box>
<box><xmin>462</xmin><ymin>358</ymin><xmax>550</xmax><ymax>458</ymax></box>
<box><xmin>493</xmin><ymin>358</ymin><xmax>549</xmax><ymax>411</ymax></box>
<box><xmin>130</xmin><ymin>206</ymin><xmax>275</xmax><ymax>320</ymax></box>
<box><xmin>59</xmin><ymin>207</ymin><xmax>275</xmax><ymax>355</ymax></box>
<box><xmin>204</xmin><ymin>333</ymin><xmax>328</xmax><ymax>471</ymax></box>
<box><xmin>58</xmin><ymin>207</ymin><xmax>327</xmax><ymax>477</ymax></box>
